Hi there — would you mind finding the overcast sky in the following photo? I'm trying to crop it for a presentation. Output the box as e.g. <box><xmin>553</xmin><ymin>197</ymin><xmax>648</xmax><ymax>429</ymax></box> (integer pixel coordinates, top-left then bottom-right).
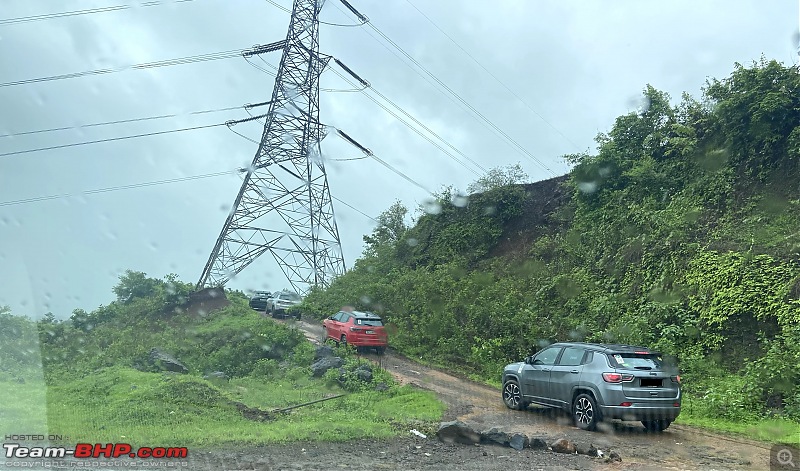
<box><xmin>0</xmin><ymin>0</ymin><xmax>797</xmax><ymax>319</ymax></box>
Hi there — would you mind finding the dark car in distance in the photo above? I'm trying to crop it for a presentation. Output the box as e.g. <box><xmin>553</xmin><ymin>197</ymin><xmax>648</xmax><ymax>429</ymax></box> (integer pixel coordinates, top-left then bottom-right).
<box><xmin>248</xmin><ymin>291</ymin><xmax>272</xmax><ymax>311</ymax></box>
<box><xmin>501</xmin><ymin>342</ymin><xmax>681</xmax><ymax>432</ymax></box>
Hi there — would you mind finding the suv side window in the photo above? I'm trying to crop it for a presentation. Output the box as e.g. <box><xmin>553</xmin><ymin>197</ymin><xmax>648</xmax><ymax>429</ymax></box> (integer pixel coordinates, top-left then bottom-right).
<box><xmin>334</xmin><ymin>312</ymin><xmax>346</xmax><ymax>322</ymax></box>
<box><xmin>533</xmin><ymin>347</ymin><xmax>561</xmax><ymax>366</ymax></box>
<box><xmin>557</xmin><ymin>347</ymin><xmax>586</xmax><ymax>366</ymax></box>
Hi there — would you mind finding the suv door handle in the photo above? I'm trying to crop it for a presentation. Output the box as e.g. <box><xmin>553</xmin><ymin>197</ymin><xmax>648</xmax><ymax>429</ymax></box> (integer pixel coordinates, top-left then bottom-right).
<box><xmin>542</xmin><ymin>368</ymin><xmax>551</xmax><ymax>372</ymax></box>
<box><xmin>570</xmin><ymin>370</ymin><xmax>579</xmax><ymax>374</ymax></box>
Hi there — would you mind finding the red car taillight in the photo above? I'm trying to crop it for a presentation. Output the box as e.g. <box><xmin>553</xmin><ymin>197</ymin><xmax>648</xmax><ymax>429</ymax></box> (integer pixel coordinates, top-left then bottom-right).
<box><xmin>350</xmin><ymin>327</ymin><xmax>362</xmax><ymax>332</ymax></box>
<box><xmin>602</xmin><ymin>372</ymin><xmax>634</xmax><ymax>383</ymax></box>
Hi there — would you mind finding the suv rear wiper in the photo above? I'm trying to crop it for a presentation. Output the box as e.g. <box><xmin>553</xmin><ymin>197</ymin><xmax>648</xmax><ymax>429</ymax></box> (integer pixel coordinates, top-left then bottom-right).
<box><xmin>634</xmin><ymin>366</ymin><xmax>653</xmax><ymax>370</ymax></box>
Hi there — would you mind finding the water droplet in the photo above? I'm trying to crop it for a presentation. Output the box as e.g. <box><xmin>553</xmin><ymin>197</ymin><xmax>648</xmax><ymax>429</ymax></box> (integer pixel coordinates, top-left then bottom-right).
<box><xmin>422</xmin><ymin>199</ymin><xmax>442</xmax><ymax>215</ymax></box>
<box><xmin>483</xmin><ymin>206</ymin><xmax>496</xmax><ymax>215</ymax></box>
<box><xmin>406</xmin><ymin>238</ymin><xmax>418</xmax><ymax>247</ymax></box>
<box><xmin>451</xmin><ymin>193</ymin><xmax>469</xmax><ymax>207</ymax></box>
<box><xmin>360</xmin><ymin>296</ymin><xmax>371</xmax><ymax>305</ymax></box>
<box><xmin>577</xmin><ymin>181</ymin><xmax>598</xmax><ymax>194</ymax></box>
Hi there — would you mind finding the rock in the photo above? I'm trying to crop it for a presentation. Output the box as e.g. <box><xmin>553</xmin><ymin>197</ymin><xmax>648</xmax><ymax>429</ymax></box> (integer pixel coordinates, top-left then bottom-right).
<box><xmin>354</xmin><ymin>367</ymin><xmax>373</xmax><ymax>382</ymax></box>
<box><xmin>509</xmin><ymin>433</ymin><xmax>529</xmax><ymax>451</ymax></box>
<box><xmin>550</xmin><ymin>438</ymin><xmax>577</xmax><ymax>454</ymax></box>
<box><xmin>604</xmin><ymin>450</ymin><xmax>622</xmax><ymax>463</ymax></box>
<box><xmin>480</xmin><ymin>427</ymin><xmax>511</xmax><ymax>447</ymax></box>
<box><xmin>314</xmin><ymin>344</ymin><xmax>334</xmax><ymax>360</ymax></box>
<box><xmin>310</xmin><ymin>356</ymin><xmax>344</xmax><ymax>377</ymax></box>
<box><xmin>528</xmin><ymin>437</ymin><xmax>548</xmax><ymax>450</ymax></box>
<box><xmin>149</xmin><ymin>348</ymin><xmax>188</xmax><ymax>374</ymax></box>
<box><xmin>203</xmin><ymin>371</ymin><xmax>229</xmax><ymax>383</ymax></box>
<box><xmin>374</xmin><ymin>382</ymin><xmax>390</xmax><ymax>392</ymax></box>
<box><xmin>576</xmin><ymin>443</ymin><xmax>600</xmax><ymax>457</ymax></box>
<box><xmin>437</xmin><ymin>421</ymin><xmax>481</xmax><ymax>445</ymax></box>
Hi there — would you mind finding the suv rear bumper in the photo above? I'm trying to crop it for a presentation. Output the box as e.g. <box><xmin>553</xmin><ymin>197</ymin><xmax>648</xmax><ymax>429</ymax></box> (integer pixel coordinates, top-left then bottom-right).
<box><xmin>600</xmin><ymin>404</ymin><xmax>681</xmax><ymax>421</ymax></box>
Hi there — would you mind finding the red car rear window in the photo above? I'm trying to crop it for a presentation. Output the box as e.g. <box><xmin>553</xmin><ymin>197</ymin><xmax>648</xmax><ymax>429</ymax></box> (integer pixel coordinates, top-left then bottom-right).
<box><xmin>355</xmin><ymin>318</ymin><xmax>383</xmax><ymax>327</ymax></box>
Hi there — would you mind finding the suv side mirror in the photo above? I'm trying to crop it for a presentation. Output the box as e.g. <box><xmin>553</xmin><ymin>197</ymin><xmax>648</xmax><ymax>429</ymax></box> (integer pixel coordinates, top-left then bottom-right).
<box><xmin>524</xmin><ymin>356</ymin><xmax>532</xmax><ymax>364</ymax></box>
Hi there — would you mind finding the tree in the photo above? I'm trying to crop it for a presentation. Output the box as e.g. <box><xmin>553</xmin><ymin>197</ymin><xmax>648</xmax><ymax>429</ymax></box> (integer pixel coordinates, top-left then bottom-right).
<box><xmin>112</xmin><ymin>270</ymin><xmax>162</xmax><ymax>303</ymax></box>
<box><xmin>362</xmin><ymin>201</ymin><xmax>408</xmax><ymax>256</ymax></box>
<box><xmin>467</xmin><ymin>163</ymin><xmax>529</xmax><ymax>194</ymax></box>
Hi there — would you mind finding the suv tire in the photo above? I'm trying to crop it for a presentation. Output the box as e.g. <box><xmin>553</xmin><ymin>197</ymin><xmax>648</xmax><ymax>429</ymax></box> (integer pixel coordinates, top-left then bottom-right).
<box><xmin>502</xmin><ymin>379</ymin><xmax>527</xmax><ymax>410</ymax></box>
<box><xmin>573</xmin><ymin>393</ymin><xmax>601</xmax><ymax>431</ymax></box>
<box><xmin>642</xmin><ymin>419</ymin><xmax>671</xmax><ymax>432</ymax></box>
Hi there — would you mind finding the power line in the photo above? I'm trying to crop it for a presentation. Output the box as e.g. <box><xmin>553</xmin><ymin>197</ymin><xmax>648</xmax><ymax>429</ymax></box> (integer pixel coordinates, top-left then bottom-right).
<box><xmin>0</xmin><ymin>41</ymin><xmax>286</xmax><ymax>88</ymax></box>
<box><xmin>0</xmin><ymin>104</ymin><xmax>245</xmax><ymax>139</ymax></box>
<box><xmin>0</xmin><ymin>169</ymin><xmax>379</xmax><ymax>223</ymax></box>
<box><xmin>0</xmin><ymin>50</ymin><xmax>239</xmax><ymax>88</ymax></box>
<box><xmin>328</xmin><ymin>66</ymin><xmax>484</xmax><ymax>177</ymax></box>
<box><xmin>331</xmin><ymin>195</ymin><xmax>377</xmax><ymax>222</ymax></box>
<box><xmin>263</xmin><ymin>0</ymin><xmax>368</xmax><ymax>27</ymax></box>
<box><xmin>403</xmin><ymin>0</ymin><xmax>582</xmax><ymax>152</ymax></box>
<box><xmin>0</xmin><ymin>0</ymin><xmax>198</xmax><ymax>26</ymax></box>
<box><xmin>334</xmin><ymin>4</ymin><xmax>555</xmax><ymax>175</ymax></box>
<box><xmin>364</xmin><ymin>21</ymin><xmax>555</xmax><ymax>175</ymax></box>
<box><xmin>0</xmin><ymin>123</ymin><xmax>225</xmax><ymax>158</ymax></box>
<box><xmin>244</xmin><ymin>53</ymin><xmax>483</xmax><ymax>177</ymax></box>
<box><xmin>332</xmin><ymin>128</ymin><xmax>433</xmax><ymax>196</ymax></box>
<box><xmin>0</xmin><ymin>170</ymin><xmax>236</xmax><ymax>207</ymax></box>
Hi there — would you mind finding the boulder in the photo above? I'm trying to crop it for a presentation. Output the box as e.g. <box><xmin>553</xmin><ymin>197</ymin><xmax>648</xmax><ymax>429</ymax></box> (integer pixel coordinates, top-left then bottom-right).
<box><xmin>314</xmin><ymin>344</ymin><xmax>334</xmax><ymax>360</ymax></box>
<box><xmin>528</xmin><ymin>437</ymin><xmax>548</xmax><ymax>449</ymax></box>
<box><xmin>509</xmin><ymin>433</ymin><xmax>529</xmax><ymax>451</ymax></box>
<box><xmin>354</xmin><ymin>365</ymin><xmax>373</xmax><ymax>382</ymax></box>
<box><xmin>604</xmin><ymin>450</ymin><xmax>622</xmax><ymax>463</ymax></box>
<box><xmin>550</xmin><ymin>438</ymin><xmax>576</xmax><ymax>454</ymax></box>
<box><xmin>149</xmin><ymin>348</ymin><xmax>188</xmax><ymax>374</ymax></box>
<box><xmin>480</xmin><ymin>427</ymin><xmax>511</xmax><ymax>447</ymax></box>
<box><xmin>437</xmin><ymin>421</ymin><xmax>480</xmax><ymax>445</ymax></box>
<box><xmin>576</xmin><ymin>443</ymin><xmax>601</xmax><ymax>457</ymax></box>
<box><xmin>310</xmin><ymin>356</ymin><xmax>344</xmax><ymax>377</ymax></box>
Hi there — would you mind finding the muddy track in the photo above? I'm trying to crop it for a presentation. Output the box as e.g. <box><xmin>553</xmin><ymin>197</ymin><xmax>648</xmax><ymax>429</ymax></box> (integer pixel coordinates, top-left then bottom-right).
<box><xmin>281</xmin><ymin>317</ymin><xmax>775</xmax><ymax>470</ymax></box>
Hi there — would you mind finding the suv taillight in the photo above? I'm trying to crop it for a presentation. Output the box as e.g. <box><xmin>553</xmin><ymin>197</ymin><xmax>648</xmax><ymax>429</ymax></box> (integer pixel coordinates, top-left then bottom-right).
<box><xmin>350</xmin><ymin>327</ymin><xmax>363</xmax><ymax>332</ymax></box>
<box><xmin>671</xmin><ymin>375</ymin><xmax>681</xmax><ymax>383</ymax></box>
<box><xmin>603</xmin><ymin>372</ymin><xmax>634</xmax><ymax>383</ymax></box>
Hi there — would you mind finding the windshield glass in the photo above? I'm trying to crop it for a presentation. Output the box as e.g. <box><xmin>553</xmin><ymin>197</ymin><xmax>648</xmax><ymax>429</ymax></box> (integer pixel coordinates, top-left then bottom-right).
<box><xmin>1</xmin><ymin>2</ymin><xmax>796</xmax><ymax>469</ymax></box>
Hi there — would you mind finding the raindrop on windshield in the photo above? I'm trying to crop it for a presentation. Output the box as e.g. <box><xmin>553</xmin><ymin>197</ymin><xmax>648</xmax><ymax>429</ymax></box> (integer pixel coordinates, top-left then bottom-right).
<box><xmin>422</xmin><ymin>199</ymin><xmax>442</xmax><ymax>215</ymax></box>
<box><xmin>451</xmin><ymin>193</ymin><xmax>469</xmax><ymax>207</ymax></box>
<box><xmin>577</xmin><ymin>181</ymin><xmax>598</xmax><ymax>194</ymax></box>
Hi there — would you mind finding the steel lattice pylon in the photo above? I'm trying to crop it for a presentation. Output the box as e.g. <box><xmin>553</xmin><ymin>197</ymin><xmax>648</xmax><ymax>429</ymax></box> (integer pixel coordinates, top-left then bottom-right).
<box><xmin>198</xmin><ymin>0</ymin><xmax>345</xmax><ymax>293</ymax></box>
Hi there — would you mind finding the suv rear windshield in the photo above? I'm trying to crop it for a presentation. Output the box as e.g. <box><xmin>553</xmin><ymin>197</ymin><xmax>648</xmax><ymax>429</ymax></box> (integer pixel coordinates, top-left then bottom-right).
<box><xmin>355</xmin><ymin>318</ymin><xmax>383</xmax><ymax>326</ymax></box>
<box><xmin>281</xmin><ymin>292</ymin><xmax>301</xmax><ymax>301</ymax></box>
<box><xmin>608</xmin><ymin>353</ymin><xmax>664</xmax><ymax>370</ymax></box>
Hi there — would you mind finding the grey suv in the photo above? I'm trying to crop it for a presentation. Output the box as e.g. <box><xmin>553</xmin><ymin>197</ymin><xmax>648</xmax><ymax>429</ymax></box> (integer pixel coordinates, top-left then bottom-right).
<box><xmin>501</xmin><ymin>342</ymin><xmax>681</xmax><ymax>432</ymax></box>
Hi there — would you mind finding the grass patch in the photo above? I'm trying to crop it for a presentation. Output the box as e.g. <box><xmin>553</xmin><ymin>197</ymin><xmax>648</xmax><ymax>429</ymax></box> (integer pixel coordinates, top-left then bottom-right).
<box><xmin>677</xmin><ymin>394</ymin><xmax>800</xmax><ymax>446</ymax></box>
<box><xmin>44</xmin><ymin>365</ymin><xmax>443</xmax><ymax>447</ymax></box>
<box><xmin>0</xmin><ymin>373</ymin><xmax>49</xmax><ymax>438</ymax></box>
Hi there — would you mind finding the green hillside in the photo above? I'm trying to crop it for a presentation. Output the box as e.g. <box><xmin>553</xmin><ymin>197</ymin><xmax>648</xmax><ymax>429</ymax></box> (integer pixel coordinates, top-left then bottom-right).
<box><xmin>299</xmin><ymin>58</ymin><xmax>800</xmax><ymax>428</ymax></box>
<box><xmin>0</xmin><ymin>273</ymin><xmax>442</xmax><ymax>446</ymax></box>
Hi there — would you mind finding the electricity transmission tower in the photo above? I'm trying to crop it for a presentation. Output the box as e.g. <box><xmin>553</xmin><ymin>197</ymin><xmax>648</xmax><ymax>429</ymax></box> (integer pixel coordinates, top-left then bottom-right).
<box><xmin>197</xmin><ymin>0</ymin><xmax>345</xmax><ymax>293</ymax></box>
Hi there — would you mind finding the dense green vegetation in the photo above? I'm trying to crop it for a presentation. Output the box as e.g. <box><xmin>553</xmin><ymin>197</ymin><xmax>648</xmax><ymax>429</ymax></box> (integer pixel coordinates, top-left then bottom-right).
<box><xmin>299</xmin><ymin>59</ymin><xmax>800</xmax><ymax>438</ymax></box>
<box><xmin>0</xmin><ymin>271</ymin><xmax>442</xmax><ymax>446</ymax></box>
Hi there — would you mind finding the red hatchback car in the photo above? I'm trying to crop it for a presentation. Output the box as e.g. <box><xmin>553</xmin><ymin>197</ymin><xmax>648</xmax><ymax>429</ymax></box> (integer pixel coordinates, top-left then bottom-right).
<box><xmin>323</xmin><ymin>310</ymin><xmax>388</xmax><ymax>354</ymax></box>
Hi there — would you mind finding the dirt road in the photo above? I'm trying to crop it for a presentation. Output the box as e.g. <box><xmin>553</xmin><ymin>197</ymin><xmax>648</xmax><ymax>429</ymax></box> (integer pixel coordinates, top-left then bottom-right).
<box><xmin>283</xmin><ymin>318</ymin><xmax>776</xmax><ymax>471</ymax></box>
